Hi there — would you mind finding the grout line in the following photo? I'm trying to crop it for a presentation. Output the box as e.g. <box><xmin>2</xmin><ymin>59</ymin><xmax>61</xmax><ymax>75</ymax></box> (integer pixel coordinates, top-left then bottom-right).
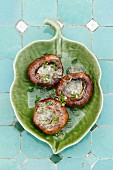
<box><xmin>0</xmin><ymin>92</ymin><xmax>10</xmax><ymax>94</ymax></box>
<box><xmin>57</xmin><ymin>0</ymin><xmax>58</xmax><ymax>19</ymax></box>
<box><xmin>90</xmin><ymin>132</ymin><xmax>92</xmax><ymax>151</ymax></box>
<box><xmin>20</xmin><ymin>158</ymin><xmax>28</xmax><ymax>167</ymax></box>
<box><xmin>0</xmin><ymin>158</ymin><xmax>15</xmax><ymax>160</ymax></box>
<box><xmin>90</xmin><ymin>31</ymin><xmax>93</xmax><ymax>52</ymax></box>
<box><xmin>20</xmin><ymin>132</ymin><xmax>22</xmax><ymax>150</ymax></box>
<box><xmin>0</xmin><ymin>25</ymin><xmax>15</xmax><ymax>27</ymax></box>
<box><xmin>0</xmin><ymin>58</ymin><xmax>14</xmax><ymax>61</ymax></box>
<box><xmin>55</xmin><ymin>164</ymin><xmax>57</xmax><ymax>170</ymax></box>
<box><xmin>21</xmin><ymin>0</ymin><xmax>23</xmax><ymax>19</ymax></box>
<box><xmin>100</xmin><ymin>26</ymin><xmax>113</xmax><ymax>27</ymax></box>
<box><xmin>97</xmin><ymin>58</ymin><xmax>113</xmax><ymax>61</ymax></box>
<box><xmin>92</xmin><ymin>0</ymin><xmax>94</xmax><ymax>19</ymax></box>
<box><xmin>98</xmin><ymin>125</ymin><xmax>113</xmax><ymax>128</ymax></box>
<box><xmin>0</xmin><ymin>124</ymin><xmax>15</xmax><ymax>126</ymax></box>
<box><xmin>103</xmin><ymin>92</ymin><xmax>113</xmax><ymax>95</ymax></box>
<box><xmin>21</xmin><ymin>34</ymin><xmax>23</xmax><ymax>48</ymax></box>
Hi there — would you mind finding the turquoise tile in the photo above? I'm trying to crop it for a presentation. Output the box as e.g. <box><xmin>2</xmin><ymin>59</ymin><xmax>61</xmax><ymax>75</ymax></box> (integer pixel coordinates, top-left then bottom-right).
<box><xmin>61</xmin><ymin>133</ymin><xmax>91</xmax><ymax>157</ymax></box>
<box><xmin>0</xmin><ymin>0</ymin><xmax>21</xmax><ymax>25</ymax></box>
<box><xmin>92</xmin><ymin>28</ymin><xmax>113</xmax><ymax>59</ymax></box>
<box><xmin>93</xmin><ymin>160</ymin><xmax>113</xmax><ymax>170</ymax></box>
<box><xmin>0</xmin><ymin>60</ymin><xmax>14</xmax><ymax>92</ymax></box>
<box><xmin>98</xmin><ymin>94</ymin><xmax>113</xmax><ymax>126</ymax></box>
<box><xmin>22</xmin><ymin>131</ymin><xmax>52</xmax><ymax>158</ymax></box>
<box><xmin>0</xmin><ymin>93</ymin><xmax>16</xmax><ymax>125</ymax></box>
<box><xmin>50</xmin><ymin>154</ymin><xmax>62</xmax><ymax>164</ymax></box>
<box><xmin>23</xmin><ymin>26</ymin><xmax>54</xmax><ymax>46</ymax></box>
<box><xmin>94</xmin><ymin>0</ymin><xmax>113</xmax><ymax>26</ymax></box>
<box><xmin>58</xmin><ymin>0</ymin><xmax>92</xmax><ymax>25</ymax></box>
<box><xmin>0</xmin><ymin>160</ymin><xmax>20</xmax><ymax>170</ymax></box>
<box><xmin>62</xmin><ymin>27</ymin><xmax>91</xmax><ymax>49</ymax></box>
<box><xmin>99</xmin><ymin>60</ymin><xmax>113</xmax><ymax>93</ymax></box>
<box><xmin>0</xmin><ymin>27</ymin><xmax>21</xmax><ymax>59</ymax></box>
<box><xmin>0</xmin><ymin>126</ymin><xmax>20</xmax><ymax>158</ymax></box>
<box><xmin>85</xmin><ymin>152</ymin><xmax>98</xmax><ymax>165</ymax></box>
<box><xmin>92</xmin><ymin>127</ymin><xmax>113</xmax><ymax>158</ymax></box>
<box><xmin>22</xmin><ymin>159</ymin><xmax>55</xmax><ymax>170</ymax></box>
<box><xmin>15</xmin><ymin>121</ymin><xmax>24</xmax><ymax>132</ymax></box>
<box><xmin>57</xmin><ymin>158</ymin><xmax>90</xmax><ymax>170</ymax></box>
<box><xmin>15</xmin><ymin>151</ymin><xmax>27</xmax><ymax>165</ymax></box>
<box><xmin>23</xmin><ymin>0</ymin><xmax>57</xmax><ymax>26</ymax></box>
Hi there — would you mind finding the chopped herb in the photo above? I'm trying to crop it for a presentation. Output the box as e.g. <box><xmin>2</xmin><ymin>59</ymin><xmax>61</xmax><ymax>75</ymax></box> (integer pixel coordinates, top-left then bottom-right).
<box><xmin>46</xmin><ymin>101</ymin><xmax>52</xmax><ymax>106</ymax></box>
<box><xmin>71</xmin><ymin>94</ymin><xmax>79</xmax><ymax>98</ymax></box>
<box><xmin>34</xmin><ymin>84</ymin><xmax>40</xmax><ymax>89</ymax></box>
<box><xmin>53</xmin><ymin>115</ymin><xmax>58</xmax><ymax>121</ymax></box>
<box><xmin>48</xmin><ymin>88</ymin><xmax>57</xmax><ymax>98</ymax></box>
<box><xmin>66</xmin><ymin>68</ymin><xmax>70</xmax><ymax>74</ymax></box>
<box><xmin>35</xmin><ymin>95</ymin><xmax>41</xmax><ymax>104</ymax></box>
<box><xmin>51</xmin><ymin>62</ymin><xmax>59</xmax><ymax>70</ymax></box>
<box><xmin>71</xmin><ymin>59</ymin><xmax>78</xmax><ymax>64</ymax></box>
<box><xmin>59</xmin><ymin>93</ymin><xmax>66</xmax><ymax>106</ymax></box>
<box><xmin>43</xmin><ymin>74</ymin><xmax>50</xmax><ymax>79</ymax></box>
<box><xmin>43</xmin><ymin>52</ymin><xmax>48</xmax><ymax>55</ymax></box>
<box><xmin>28</xmin><ymin>86</ymin><xmax>34</xmax><ymax>92</ymax></box>
<box><xmin>42</xmin><ymin>61</ymin><xmax>47</xmax><ymax>68</ymax></box>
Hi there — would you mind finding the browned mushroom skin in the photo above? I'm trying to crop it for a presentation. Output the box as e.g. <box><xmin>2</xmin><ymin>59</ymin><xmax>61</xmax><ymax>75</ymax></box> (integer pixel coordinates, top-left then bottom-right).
<box><xmin>56</xmin><ymin>72</ymin><xmax>93</xmax><ymax>107</ymax></box>
<box><xmin>28</xmin><ymin>54</ymin><xmax>63</xmax><ymax>88</ymax></box>
<box><xmin>33</xmin><ymin>98</ymin><xmax>68</xmax><ymax>134</ymax></box>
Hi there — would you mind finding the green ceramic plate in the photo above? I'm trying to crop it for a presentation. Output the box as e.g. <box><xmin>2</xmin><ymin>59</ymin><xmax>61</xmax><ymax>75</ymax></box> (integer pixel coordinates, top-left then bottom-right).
<box><xmin>10</xmin><ymin>18</ymin><xmax>103</xmax><ymax>154</ymax></box>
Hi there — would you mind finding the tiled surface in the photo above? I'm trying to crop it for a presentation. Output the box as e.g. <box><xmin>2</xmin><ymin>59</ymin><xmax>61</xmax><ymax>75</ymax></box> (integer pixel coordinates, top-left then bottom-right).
<box><xmin>94</xmin><ymin>0</ymin><xmax>113</xmax><ymax>26</ymax></box>
<box><xmin>23</xmin><ymin>26</ymin><xmax>54</xmax><ymax>46</ymax></box>
<box><xmin>0</xmin><ymin>0</ymin><xmax>113</xmax><ymax>170</ymax></box>
<box><xmin>21</xmin><ymin>159</ymin><xmax>56</xmax><ymax>170</ymax></box>
<box><xmin>0</xmin><ymin>0</ymin><xmax>21</xmax><ymax>25</ymax></box>
<box><xmin>62</xmin><ymin>27</ymin><xmax>91</xmax><ymax>49</ymax></box>
<box><xmin>92</xmin><ymin>28</ymin><xmax>113</xmax><ymax>59</ymax></box>
<box><xmin>0</xmin><ymin>27</ymin><xmax>21</xmax><ymax>59</ymax></box>
<box><xmin>0</xmin><ymin>93</ymin><xmax>16</xmax><ymax>125</ymax></box>
<box><xmin>57</xmin><ymin>158</ymin><xmax>90</xmax><ymax>170</ymax></box>
<box><xmin>58</xmin><ymin>0</ymin><xmax>92</xmax><ymax>25</ymax></box>
<box><xmin>23</xmin><ymin>0</ymin><xmax>57</xmax><ymax>26</ymax></box>
<box><xmin>22</xmin><ymin>131</ymin><xmax>52</xmax><ymax>158</ymax></box>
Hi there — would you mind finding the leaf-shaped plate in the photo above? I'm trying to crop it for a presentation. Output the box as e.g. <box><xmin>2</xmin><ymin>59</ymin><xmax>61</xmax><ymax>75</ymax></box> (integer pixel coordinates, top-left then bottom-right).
<box><xmin>10</xmin><ymin>18</ymin><xmax>103</xmax><ymax>154</ymax></box>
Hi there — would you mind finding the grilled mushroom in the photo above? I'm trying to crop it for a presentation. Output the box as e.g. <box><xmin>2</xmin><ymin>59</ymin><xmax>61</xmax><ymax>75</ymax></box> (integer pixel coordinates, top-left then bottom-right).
<box><xmin>33</xmin><ymin>98</ymin><xmax>68</xmax><ymax>134</ymax></box>
<box><xmin>56</xmin><ymin>72</ymin><xmax>93</xmax><ymax>107</ymax></box>
<box><xmin>28</xmin><ymin>54</ymin><xmax>63</xmax><ymax>88</ymax></box>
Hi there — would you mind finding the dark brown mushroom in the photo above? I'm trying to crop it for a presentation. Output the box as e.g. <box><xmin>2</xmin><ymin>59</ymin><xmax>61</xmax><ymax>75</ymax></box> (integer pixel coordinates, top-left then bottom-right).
<box><xmin>33</xmin><ymin>98</ymin><xmax>69</xmax><ymax>134</ymax></box>
<box><xmin>56</xmin><ymin>72</ymin><xmax>93</xmax><ymax>107</ymax></box>
<box><xmin>28</xmin><ymin>54</ymin><xmax>63</xmax><ymax>88</ymax></box>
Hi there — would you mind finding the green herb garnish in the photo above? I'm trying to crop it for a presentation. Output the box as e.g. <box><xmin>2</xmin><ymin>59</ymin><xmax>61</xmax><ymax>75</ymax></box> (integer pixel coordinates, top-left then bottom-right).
<box><xmin>35</xmin><ymin>95</ymin><xmax>41</xmax><ymax>104</ymax></box>
<box><xmin>51</xmin><ymin>62</ymin><xmax>59</xmax><ymax>70</ymax></box>
<box><xmin>43</xmin><ymin>74</ymin><xmax>50</xmax><ymax>79</ymax></box>
<box><xmin>59</xmin><ymin>93</ymin><xmax>66</xmax><ymax>106</ymax></box>
<box><xmin>28</xmin><ymin>86</ymin><xmax>34</xmax><ymax>92</ymax></box>
<box><xmin>53</xmin><ymin>115</ymin><xmax>58</xmax><ymax>121</ymax></box>
<box><xmin>43</xmin><ymin>61</ymin><xmax>47</xmax><ymax>68</ymax></box>
<box><xmin>66</xmin><ymin>67</ymin><xmax>70</xmax><ymax>74</ymax></box>
<box><xmin>46</xmin><ymin>101</ymin><xmax>52</xmax><ymax>106</ymax></box>
<box><xmin>71</xmin><ymin>94</ymin><xmax>79</xmax><ymax>98</ymax></box>
<box><xmin>71</xmin><ymin>59</ymin><xmax>78</xmax><ymax>64</ymax></box>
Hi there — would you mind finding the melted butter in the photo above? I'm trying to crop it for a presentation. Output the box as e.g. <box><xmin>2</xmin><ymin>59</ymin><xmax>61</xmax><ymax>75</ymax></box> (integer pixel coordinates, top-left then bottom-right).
<box><xmin>64</xmin><ymin>80</ymin><xmax>83</xmax><ymax>96</ymax></box>
<box><xmin>37</xmin><ymin>64</ymin><xmax>62</xmax><ymax>83</ymax></box>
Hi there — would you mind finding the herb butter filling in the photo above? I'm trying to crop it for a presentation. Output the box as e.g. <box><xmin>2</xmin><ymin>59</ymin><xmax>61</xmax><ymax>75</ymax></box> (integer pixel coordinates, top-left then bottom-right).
<box><xmin>36</xmin><ymin>103</ymin><xmax>59</xmax><ymax>126</ymax></box>
<box><xmin>64</xmin><ymin>80</ymin><xmax>84</xmax><ymax>98</ymax></box>
<box><xmin>37</xmin><ymin>63</ymin><xmax>62</xmax><ymax>83</ymax></box>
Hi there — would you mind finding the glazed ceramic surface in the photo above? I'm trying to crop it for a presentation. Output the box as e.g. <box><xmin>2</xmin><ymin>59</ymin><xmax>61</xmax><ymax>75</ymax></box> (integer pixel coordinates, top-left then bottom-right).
<box><xmin>10</xmin><ymin>18</ymin><xmax>103</xmax><ymax>154</ymax></box>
